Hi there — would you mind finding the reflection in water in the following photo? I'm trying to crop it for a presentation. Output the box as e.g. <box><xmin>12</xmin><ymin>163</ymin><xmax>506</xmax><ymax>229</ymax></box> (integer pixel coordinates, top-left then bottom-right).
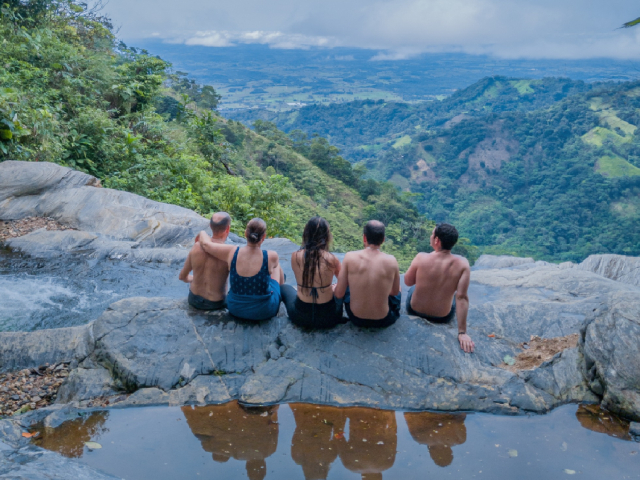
<box><xmin>338</xmin><ymin>408</ymin><xmax>397</xmax><ymax>480</ymax></box>
<box><xmin>404</xmin><ymin>412</ymin><xmax>467</xmax><ymax>467</ymax></box>
<box><xmin>575</xmin><ymin>404</ymin><xmax>631</xmax><ymax>441</ymax></box>
<box><xmin>290</xmin><ymin>404</ymin><xmax>346</xmax><ymax>480</ymax></box>
<box><xmin>182</xmin><ymin>402</ymin><xmax>279</xmax><ymax>480</ymax></box>
<box><xmin>34</xmin><ymin>411</ymin><xmax>109</xmax><ymax>458</ymax></box>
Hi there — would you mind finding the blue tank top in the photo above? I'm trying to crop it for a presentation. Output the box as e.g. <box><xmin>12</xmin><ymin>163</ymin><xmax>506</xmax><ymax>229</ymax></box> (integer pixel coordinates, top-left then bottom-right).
<box><xmin>229</xmin><ymin>247</ymin><xmax>271</xmax><ymax>296</ymax></box>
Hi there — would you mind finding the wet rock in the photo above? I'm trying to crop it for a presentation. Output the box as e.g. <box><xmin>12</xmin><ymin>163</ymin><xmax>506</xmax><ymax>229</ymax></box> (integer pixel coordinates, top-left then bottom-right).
<box><xmin>630</xmin><ymin>421</ymin><xmax>640</xmax><ymax>438</ymax></box>
<box><xmin>578</xmin><ymin>254</ymin><xmax>640</xmax><ymax>287</ymax></box>
<box><xmin>0</xmin><ymin>445</ymin><xmax>121</xmax><ymax>479</ymax></box>
<box><xmin>582</xmin><ymin>290</ymin><xmax>640</xmax><ymax>421</ymax></box>
<box><xmin>0</xmin><ymin>325</ymin><xmax>92</xmax><ymax>374</ymax></box>
<box><xmin>55</xmin><ymin>367</ymin><xmax>118</xmax><ymax>404</ymax></box>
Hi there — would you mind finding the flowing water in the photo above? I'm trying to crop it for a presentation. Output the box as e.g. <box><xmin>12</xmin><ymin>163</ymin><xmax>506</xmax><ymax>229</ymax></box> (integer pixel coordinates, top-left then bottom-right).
<box><xmin>0</xmin><ymin>250</ymin><xmax>187</xmax><ymax>332</ymax></box>
<box><xmin>32</xmin><ymin>402</ymin><xmax>639</xmax><ymax>480</ymax></box>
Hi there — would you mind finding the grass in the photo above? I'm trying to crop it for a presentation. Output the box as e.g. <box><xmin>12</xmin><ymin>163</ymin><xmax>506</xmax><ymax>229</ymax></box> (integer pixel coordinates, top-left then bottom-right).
<box><xmin>392</xmin><ymin>135</ymin><xmax>412</xmax><ymax>149</ymax></box>
<box><xmin>510</xmin><ymin>80</ymin><xmax>534</xmax><ymax>95</ymax></box>
<box><xmin>596</xmin><ymin>155</ymin><xmax>640</xmax><ymax>178</ymax></box>
<box><xmin>581</xmin><ymin>127</ymin><xmax>628</xmax><ymax>147</ymax></box>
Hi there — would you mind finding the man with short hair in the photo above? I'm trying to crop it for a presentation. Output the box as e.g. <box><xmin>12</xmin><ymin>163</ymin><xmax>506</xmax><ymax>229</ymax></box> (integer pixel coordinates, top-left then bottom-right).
<box><xmin>334</xmin><ymin>220</ymin><xmax>401</xmax><ymax>328</ymax></box>
<box><xmin>179</xmin><ymin>212</ymin><xmax>232</xmax><ymax>310</ymax></box>
<box><xmin>404</xmin><ymin>223</ymin><xmax>475</xmax><ymax>353</ymax></box>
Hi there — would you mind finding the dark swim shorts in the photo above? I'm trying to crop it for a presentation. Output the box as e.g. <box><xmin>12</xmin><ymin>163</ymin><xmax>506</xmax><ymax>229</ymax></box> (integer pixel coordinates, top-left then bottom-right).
<box><xmin>188</xmin><ymin>290</ymin><xmax>226</xmax><ymax>311</ymax></box>
<box><xmin>405</xmin><ymin>286</ymin><xmax>456</xmax><ymax>323</ymax></box>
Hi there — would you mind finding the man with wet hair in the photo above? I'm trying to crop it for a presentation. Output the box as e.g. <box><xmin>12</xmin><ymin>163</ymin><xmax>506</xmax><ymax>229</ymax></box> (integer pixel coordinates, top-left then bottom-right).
<box><xmin>334</xmin><ymin>220</ymin><xmax>401</xmax><ymax>328</ymax></box>
<box><xmin>404</xmin><ymin>223</ymin><xmax>475</xmax><ymax>353</ymax></box>
<box><xmin>179</xmin><ymin>212</ymin><xmax>232</xmax><ymax>310</ymax></box>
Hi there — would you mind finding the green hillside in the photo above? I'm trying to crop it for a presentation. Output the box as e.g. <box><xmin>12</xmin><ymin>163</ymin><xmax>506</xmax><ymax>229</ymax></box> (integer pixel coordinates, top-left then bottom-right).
<box><xmin>230</xmin><ymin>76</ymin><xmax>598</xmax><ymax>165</ymax></box>
<box><xmin>231</xmin><ymin>77</ymin><xmax>640</xmax><ymax>262</ymax></box>
<box><xmin>372</xmin><ymin>82</ymin><xmax>640</xmax><ymax>261</ymax></box>
<box><xmin>0</xmin><ymin>0</ymin><xmax>459</xmax><ymax>269</ymax></box>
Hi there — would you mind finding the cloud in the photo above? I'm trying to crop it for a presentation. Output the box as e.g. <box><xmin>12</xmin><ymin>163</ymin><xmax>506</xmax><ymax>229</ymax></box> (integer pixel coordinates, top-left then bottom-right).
<box><xmin>95</xmin><ymin>0</ymin><xmax>640</xmax><ymax>60</ymax></box>
<box><xmin>184</xmin><ymin>30</ymin><xmax>337</xmax><ymax>49</ymax></box>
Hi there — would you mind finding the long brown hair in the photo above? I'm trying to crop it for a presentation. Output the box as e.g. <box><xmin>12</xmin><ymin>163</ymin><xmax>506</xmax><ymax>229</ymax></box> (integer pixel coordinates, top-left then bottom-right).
<box><xmin>299</xmin><ymin>217</ymin><xmax>333</xmax><ymax>288</ymax></box>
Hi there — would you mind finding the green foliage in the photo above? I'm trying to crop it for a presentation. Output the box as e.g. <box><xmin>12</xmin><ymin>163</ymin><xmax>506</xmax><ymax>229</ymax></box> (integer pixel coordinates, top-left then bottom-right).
<box><xmin>0</xmin><ymin>0</ymin><xmax>456</xmax><ymax>269</ymax></box>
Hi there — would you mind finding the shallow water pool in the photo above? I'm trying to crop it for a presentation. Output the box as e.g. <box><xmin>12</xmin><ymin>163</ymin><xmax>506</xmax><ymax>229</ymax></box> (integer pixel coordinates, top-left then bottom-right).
<box><xmin>32</xmin><ymin>402</ymin><xmax>639</xmax><ymax>480</ymax></box>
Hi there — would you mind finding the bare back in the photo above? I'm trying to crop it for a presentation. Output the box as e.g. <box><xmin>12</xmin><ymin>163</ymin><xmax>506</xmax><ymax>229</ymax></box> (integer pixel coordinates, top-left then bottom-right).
<box><xmin>340</xmin><ymin>249</ymin><xmax>400</xmax><ymax>320</ymax></box>
<box><xmin>291</xmin><ymin>250</ymin><xmax>339</xmax><ymax>304</ymax></box>
<box><xmin>187</xmin><ymin>240</ymin><xmax>229</xmax><ymax>302</ymax></box>
<box><xmin>408</xmin><ymin>252</ymin><xmax>469</xmax><ymax>317</ymax></box>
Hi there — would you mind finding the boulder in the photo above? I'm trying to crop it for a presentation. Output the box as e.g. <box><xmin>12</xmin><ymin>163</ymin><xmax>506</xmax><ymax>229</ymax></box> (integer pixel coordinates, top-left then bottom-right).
<box><xmin>474</xmin><ymin>255</ymin><xmax>535</xmax><ymax>269</ymax></box>
<box><xmin>578</xmin><ymin>254</ymin><xmax>640</xmax><ymax>287</ymax></box>
<box><xmin>581</xmin><ymin>290</ymin><xmax>640</xmax><ymax>421</ymax></box>
<box><xmin>0</xmin><ymin>160</ymin><xmax>209</xmax><ymax>248</ymax></box>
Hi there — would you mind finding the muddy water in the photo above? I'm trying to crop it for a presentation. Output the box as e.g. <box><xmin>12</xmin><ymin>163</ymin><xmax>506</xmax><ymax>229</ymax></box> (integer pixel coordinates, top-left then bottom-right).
<box><xmin>0</xmin><ymin>251</ymin><xmax>186</xmax><ymax>332</ymax></box>
<box><xmin>33</xmin><ymin>403</ymin><xmax>639</xmax><ymax>480</ymax></box>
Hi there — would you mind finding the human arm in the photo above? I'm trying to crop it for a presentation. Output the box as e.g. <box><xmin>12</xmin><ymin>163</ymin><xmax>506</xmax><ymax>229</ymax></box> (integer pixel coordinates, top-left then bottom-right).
<box><xmin>333</xmin><ymin>255</ymin><xmax>349</xmax><ymax>299</ymax></box>
<box><xmin>178</xmin><ymin>251</ymin><xmax>193</xmax><ymax>283</ymax></box>
<box><xmin>390</xmin><ymin>259</ymin><xmax>401</xmax><ymax>296</ymax></box>
<box><xmin>404</xmin><ymin>256</ymin><xmax>418</xmax><ymax>287</ymax></box>
<box><xmin>198</xmin><ymin>231</ymin><xmax>234</xmax><ymax>262</ymax></box>
<box><xmin>455</xmin><ymin>262</ymin><xmax>474</xmax><ymax>353</ymax></box>
<box><xmin>331</xmin><ymin>254</ymin><xmax>341</xmax><ymax>280</ymax></box>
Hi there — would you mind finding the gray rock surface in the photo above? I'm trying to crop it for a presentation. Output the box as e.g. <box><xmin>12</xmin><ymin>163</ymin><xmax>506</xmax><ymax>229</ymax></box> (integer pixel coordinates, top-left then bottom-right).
<box><xmin>474</xmin><ymin>254</ymin><xmax>535</xmax><ymax>269</ymax></box>
<box><xmin>630</xmin><ymin>421</ymin><xmax>640</xmax><ymax>438</ymax></box>
<box><xmin>1</xmin><ymin>160</ymin><xmax>639</xmax><ymax>422</ymax></box>
<box><xmin>0</xmin><ymin>160</ymin><xmax>208</xmax><ymax>248</ymax></box>
<box><xmin>578</xmin><ymin>254</ymin><xmax>640</xmax><ymax>287</ymax></box>
<box><xmin>0</xmin><ymin>445</ymin><xmax>121</xmax><ymax>480</ymax></box>
<box><xmin>0</xmin><ymin>325</ymin><xmax>92</xmax><ymax>373</ymax></box>
<box><xmin>581</xmin><ymin>289</ymin><xmax>640</xmax><ymax>421</ymax></box>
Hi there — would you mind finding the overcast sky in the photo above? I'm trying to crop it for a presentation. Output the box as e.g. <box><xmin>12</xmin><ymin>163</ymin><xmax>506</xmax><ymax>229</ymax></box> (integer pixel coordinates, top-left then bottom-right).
<box><xmin>98</xmin><ymin>0</ymin><xmax>640</xmax><ymax>59</ymax></box>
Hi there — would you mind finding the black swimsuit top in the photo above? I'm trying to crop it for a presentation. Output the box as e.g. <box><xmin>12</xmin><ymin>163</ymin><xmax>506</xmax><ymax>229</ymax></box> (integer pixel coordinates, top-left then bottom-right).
<box><xmin>297</xmin><ymin>251</ymin><xmax>333</xmax><ymax>304</ymax></box>
<box><xmin>297</xmin><ymin>283</ymin><xmax>333</xmax><ymax>304</ymax></box>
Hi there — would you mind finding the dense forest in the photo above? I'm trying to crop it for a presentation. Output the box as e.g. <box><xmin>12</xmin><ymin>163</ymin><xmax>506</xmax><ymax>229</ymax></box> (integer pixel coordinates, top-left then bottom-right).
<box><xmin>0</xmin><ymin>0</ymin><xmax>472</xmax><ymax>269</ymax></box>
<box><xmin>233</xmin><ymin>77</ymin><xmax>640</xmax><ymax>262</ymax></box>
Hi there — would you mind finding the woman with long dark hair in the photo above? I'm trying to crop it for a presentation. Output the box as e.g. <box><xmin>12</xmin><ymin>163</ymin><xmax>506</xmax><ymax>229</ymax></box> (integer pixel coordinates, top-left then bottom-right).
<box><xmin>281</xmin><ymin>217</ymin><xmax>345</xmax><ymax>328</ymax></box>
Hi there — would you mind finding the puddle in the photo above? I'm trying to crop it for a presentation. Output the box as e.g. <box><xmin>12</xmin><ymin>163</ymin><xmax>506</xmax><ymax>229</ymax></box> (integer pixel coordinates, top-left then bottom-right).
<box><xmin>32</xmin><ymin>403</ymin><xmax>639</xmax><ymax>480</ymax></box>
<box><xmin>0</xmin><ymin>251</ymin><xmax>187</xmax><ymax>331</ymax></box>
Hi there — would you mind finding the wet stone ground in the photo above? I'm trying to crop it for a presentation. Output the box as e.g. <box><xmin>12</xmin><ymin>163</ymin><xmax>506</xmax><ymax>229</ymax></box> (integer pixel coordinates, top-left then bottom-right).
<box><xmin>0</xmin><ymin>250</ymin><xmax>187</xmax><ymax>332</ymax></box>
<box><xmin>28</xmin><ymin>402</ymin><xmax>639</xmax><ymax>480</ymax></box>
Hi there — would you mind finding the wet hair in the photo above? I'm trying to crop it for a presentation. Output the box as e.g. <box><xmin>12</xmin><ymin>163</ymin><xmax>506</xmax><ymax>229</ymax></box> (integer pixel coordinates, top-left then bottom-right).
<box><xmin>245</xmin><ymin>218</ymin><xmax>266</xmax><ymax>244</ymax></box>
<box><xmin>210</xmin><ymin>212</ymin><xmax>231</xmax><ymax>236</ymax></box>
<box><xmin>299</xmin><ymin>217</ymin><xmax>333</xmax><ymax>289</ymax></box>
<box><xmin>434</xmin><ymin>223</ymin><xmax>459</xmax><ymax>250</ymax></box>
<box><xmin>363</xmin><ymin>220</ymin><xmax>385</xmax><ymax>246</ymax></box>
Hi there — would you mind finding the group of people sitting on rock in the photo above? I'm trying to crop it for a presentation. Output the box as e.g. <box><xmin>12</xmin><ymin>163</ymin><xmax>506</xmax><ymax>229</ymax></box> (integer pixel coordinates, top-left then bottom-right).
<box><xmin>179</xmin><ymin>213</ymin><xmax>475</xmax><ymax>353</ymax></box>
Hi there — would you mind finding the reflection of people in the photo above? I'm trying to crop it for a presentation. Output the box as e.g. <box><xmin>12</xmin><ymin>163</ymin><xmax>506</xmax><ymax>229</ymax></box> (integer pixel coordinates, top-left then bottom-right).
<box><xmin>337</xmin><ymin>408</ymin><xmax>397</xmax><ymax>480</ymax></box>
<box><xmin>282</xmin><ymin>217</ymin><xmax>344</xmax><ymax>329</ymax></box>
<box><xmin>198</xmin><ymin>218</ymin><xmax>285</xmax><ymax>321</ymax></box>
<box><xmin>404</xmin><ymin>412</ymin><xmax>467</xmax><ymax>467</ymax></box>
<box><xmin>290</xmin><ymin>403</ymin><xmax>346</xmax><ymax>480</ymax></box>
<box><xmin>334</xmin><ymin>221</ymin><xmax>401</xmax><ymax>328</ymax></box>
<box><xmin>34</xmin><ymin>411</ymin><xmax>109</xmax><ymax>458</ymax></box>
<box><xmin>179</xmin><ymin>212</ymin><xmax>231</xmax><ymax>310</ymax></box>
<box><xmin>182</xmin><ymin>402</ymin><xmax>279</xmax><ymax>480</ymax></box>
<box><xmin>404</xmin><ymin>223</ymin><xmax>475</xmax><ymax>353</ymax></box>
<box><xmin>576</xmin><ymin>404</ymin><xmax>631</xmax><ymax>441</ymax></box>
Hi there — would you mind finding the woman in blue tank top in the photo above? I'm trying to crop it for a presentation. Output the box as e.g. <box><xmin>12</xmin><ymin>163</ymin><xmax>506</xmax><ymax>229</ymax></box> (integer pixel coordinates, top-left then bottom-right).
<box><xmin>197</xmin><ymin>218</ymin><xmax>284</xmax><ymax>321</ymax></box>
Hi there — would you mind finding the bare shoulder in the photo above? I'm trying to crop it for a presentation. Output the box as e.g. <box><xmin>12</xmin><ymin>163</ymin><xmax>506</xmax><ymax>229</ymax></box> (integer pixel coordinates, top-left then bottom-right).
<box><xmin>453</xmin><ymin>254</ymin><xmax>470</xmax><ymax>270</ymax></box>
<box><xmin>382</xmin><ymin>252</ymin><xmax>399</xmax><ymax>267</ymax></box>
<box><xmin>324</xmin><ymin>251</ymin><xmax>340</xmax><ymax>266</ymax></box>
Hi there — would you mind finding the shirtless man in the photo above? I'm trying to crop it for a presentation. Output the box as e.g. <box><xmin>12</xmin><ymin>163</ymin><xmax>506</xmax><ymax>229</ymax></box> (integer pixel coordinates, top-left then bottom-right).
<box><xmin>179</xmin><ymin>212</ymin><xmax>231</xmax><ymax>310</ymax></box>
<box><xmin>404</xmin><ymin>223</ymin><xmax>475</xmax><ymax>353</ymax></box>
<box><xmin>334</xmin><ymin>220</ymin><xmax>401</xmax><ymax>328</ymax></box>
